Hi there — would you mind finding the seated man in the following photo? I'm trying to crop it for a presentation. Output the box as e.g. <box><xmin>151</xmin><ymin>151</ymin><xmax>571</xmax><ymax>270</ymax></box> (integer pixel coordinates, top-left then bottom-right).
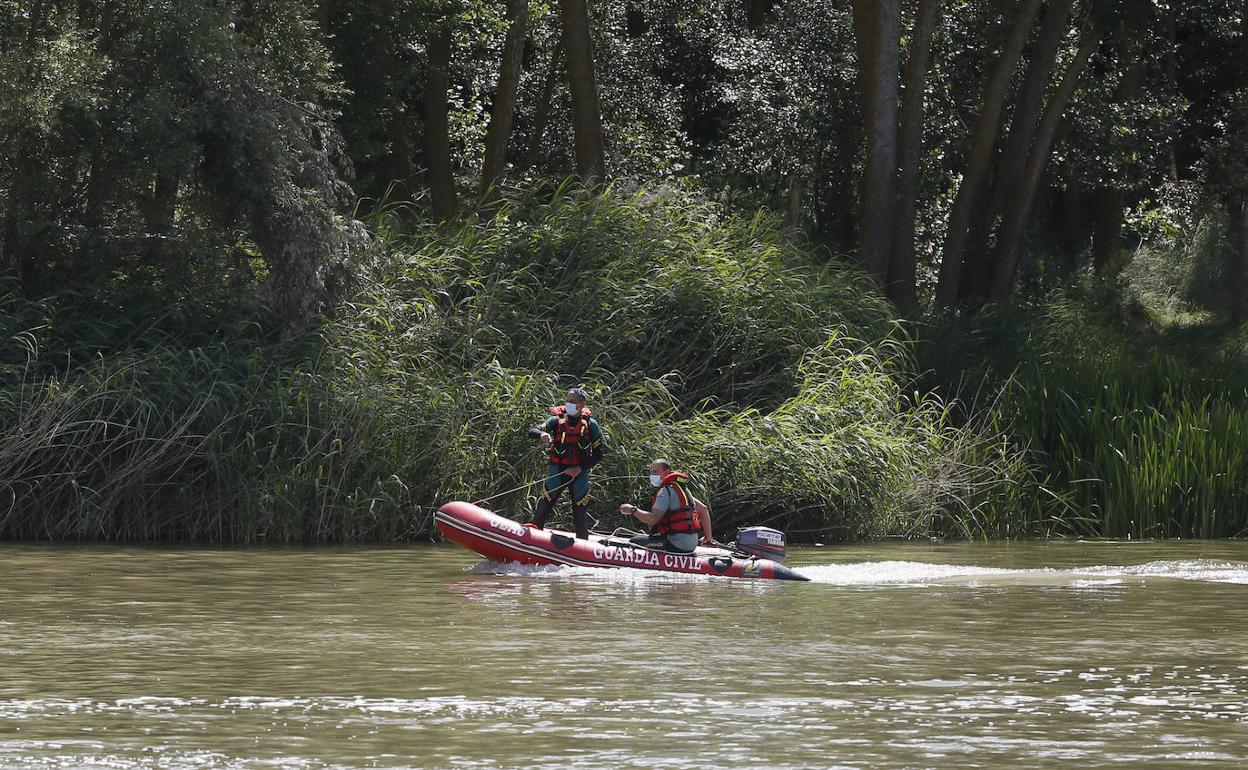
<box><xmin>619</xmin><ymin>459</ymin><xmax>713</xmax><ymax>554</ymax></box>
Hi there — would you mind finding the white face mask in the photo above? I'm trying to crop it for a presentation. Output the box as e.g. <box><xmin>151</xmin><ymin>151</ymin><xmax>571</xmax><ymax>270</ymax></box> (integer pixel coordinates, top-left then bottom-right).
<box><xmin>564</xmin><ymin>402</ymin><xmax>578</xmax><ymax>416</ymax></box>
<box><xmin>649</xmin><ymin>474</ymin><xmax>662</xmax><ymax>487</ymax></box>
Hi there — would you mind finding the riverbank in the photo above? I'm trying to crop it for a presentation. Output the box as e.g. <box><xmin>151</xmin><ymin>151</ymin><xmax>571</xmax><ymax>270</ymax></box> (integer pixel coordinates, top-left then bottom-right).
<box><xmin>2</xmin><ymin>186</ymin><xmax>1245</xmax><ymax>543</ymax></box>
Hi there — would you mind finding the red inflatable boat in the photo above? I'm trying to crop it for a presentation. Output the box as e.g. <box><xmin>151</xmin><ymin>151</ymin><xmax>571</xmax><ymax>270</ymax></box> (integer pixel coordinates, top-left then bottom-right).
<box><xmin>435</xmin><ymin>501</ymin><xmax>809</xmax><ymax>581</ymax></box>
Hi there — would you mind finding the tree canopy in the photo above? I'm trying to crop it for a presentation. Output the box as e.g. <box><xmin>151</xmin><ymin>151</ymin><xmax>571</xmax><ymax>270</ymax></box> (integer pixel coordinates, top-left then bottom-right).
<box><xmin>3</xmin><ymin>0</ymin><xmax>1246</xmax><ymax>325</ymax></box>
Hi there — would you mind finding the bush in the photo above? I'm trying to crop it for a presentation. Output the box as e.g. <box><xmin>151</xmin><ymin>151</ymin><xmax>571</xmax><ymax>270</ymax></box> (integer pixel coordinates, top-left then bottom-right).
<box><xmin>0</xmin><ymin>185</ymin><xmax>1029</xmax><ymax>543</ymax></box>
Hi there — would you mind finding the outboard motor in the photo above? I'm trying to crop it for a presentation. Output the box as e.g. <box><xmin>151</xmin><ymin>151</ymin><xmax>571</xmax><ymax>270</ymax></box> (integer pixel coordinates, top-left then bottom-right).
<box><xmin>735</xmin><ymin>526</ymin><xmax>787</xmax><ymax>563</ymax></box>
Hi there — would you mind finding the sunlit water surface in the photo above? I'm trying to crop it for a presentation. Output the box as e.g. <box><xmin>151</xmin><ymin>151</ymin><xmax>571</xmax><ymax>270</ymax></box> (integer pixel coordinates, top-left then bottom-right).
<box><xmin>2</xmin><ymin>540</ymin><xmax>1247</xmax><ymax>768</ymax></box>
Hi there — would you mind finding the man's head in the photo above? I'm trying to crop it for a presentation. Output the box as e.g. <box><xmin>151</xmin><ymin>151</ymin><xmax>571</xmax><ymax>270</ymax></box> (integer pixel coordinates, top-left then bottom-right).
<box><xmin>649</xmin><ymin>458</ymin><xmax>671</xmax><ymax>478</ymax></box>
<box><xmin>564</xmin><ymin>387</ymin><xmax>587</xmax><ymax>416</ymax></box>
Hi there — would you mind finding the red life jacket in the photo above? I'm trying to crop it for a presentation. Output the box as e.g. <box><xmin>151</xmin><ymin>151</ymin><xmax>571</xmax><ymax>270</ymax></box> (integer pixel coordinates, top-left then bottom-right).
<box><xmin>652</xmin><ymin>471</ymin><xmax>701</xmax><ymax>535</ymax></box>
<box><xmin>548</xmin><ymin>405</ymin><xmax>593</xmax><ymax>466</ymax></box>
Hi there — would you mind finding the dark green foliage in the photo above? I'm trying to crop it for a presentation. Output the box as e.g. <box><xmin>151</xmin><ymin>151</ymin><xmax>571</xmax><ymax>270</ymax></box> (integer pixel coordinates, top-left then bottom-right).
<box><xmin>0</xmin><ymin>0</ymin><xmax>365</xmax><ymax>334</ymax></box>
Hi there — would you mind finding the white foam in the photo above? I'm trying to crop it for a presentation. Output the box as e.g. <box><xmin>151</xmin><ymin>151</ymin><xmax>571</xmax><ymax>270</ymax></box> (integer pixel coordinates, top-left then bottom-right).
<box><xmin>1081</xmin><ymin>560</ymin><xmax>1248</xmax><ymax>585</ymax></box>
<box><xmin>798</xmin><ymin>559</ymin><xmax>1248</xmax><ymax>587</ymax></box>
<box><xmin>465</xmin><ymin>556</ymin><xmax>1248</xmax><ymax>587</ymax></box>
<box><xmin>797</xmin><ymin>560</ymin><xmax>1030</xmax><ymax>585</ymax></box>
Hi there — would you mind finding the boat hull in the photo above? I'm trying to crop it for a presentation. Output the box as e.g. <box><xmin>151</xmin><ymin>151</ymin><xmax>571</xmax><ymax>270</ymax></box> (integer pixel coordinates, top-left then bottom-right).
<box><xmin>435</xmin><ymin>501</ymin><xmax>809</xmax><ymax>581</ymax></box>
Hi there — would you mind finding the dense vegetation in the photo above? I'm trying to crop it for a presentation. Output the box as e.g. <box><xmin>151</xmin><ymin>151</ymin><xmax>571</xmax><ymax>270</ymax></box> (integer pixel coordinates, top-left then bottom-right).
<box><xmin>2</xmin><ymin>1</ymin><xmax>1247</xmax><ymax>542</ymax></box>
<box><xmin>0</xmin><ymin>190</ymin><xmax>1031</xmax><ymax>541</ymax></box>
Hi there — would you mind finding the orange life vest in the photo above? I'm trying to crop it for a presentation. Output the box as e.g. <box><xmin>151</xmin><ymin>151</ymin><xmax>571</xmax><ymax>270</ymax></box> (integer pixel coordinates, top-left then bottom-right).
<box><xmin>548</xmin><ymin>405</ymin><xmax>593</xmax><ymax>466</ymax></box>
<box><xmin>652</xmin><ymin>471</ymin><xmax>701</xmax><ymax>535</ymax></box>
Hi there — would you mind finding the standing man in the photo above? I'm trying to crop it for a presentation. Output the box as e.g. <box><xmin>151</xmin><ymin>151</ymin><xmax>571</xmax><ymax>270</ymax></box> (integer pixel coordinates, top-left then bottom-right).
<box><xmin>528</xmin><ymin>387</ymin><xmax>604</xmax><ymax>539</ymax></box>
<box><xmin>620</xmin><ymin>459</ymin><xmax>713</xmax><ymax>553</ymax></box>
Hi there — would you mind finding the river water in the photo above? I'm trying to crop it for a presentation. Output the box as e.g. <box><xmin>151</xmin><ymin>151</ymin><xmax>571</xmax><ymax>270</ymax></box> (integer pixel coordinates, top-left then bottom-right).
<box><xmin>1</xmin><ymin>541</ymin><xmax>1246</xmax><ymax>769</ymax></box>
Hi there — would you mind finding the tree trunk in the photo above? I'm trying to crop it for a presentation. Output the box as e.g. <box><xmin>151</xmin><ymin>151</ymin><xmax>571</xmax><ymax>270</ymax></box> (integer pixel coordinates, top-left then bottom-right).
<box><xmin>888</xmin><ymin>0</ymin><xmax>941</xmax><ymax>307</ymax></box>
<box><xmin>784</xmin><ymin>174</ymin><xmax>802</xmax><ymax>229</ymax></box>
<box><xmin>1231</xmin><ymin>2</ymin><xmax>1248</xmax><ymax>324</ymax></box>
<box><xmin>852</xmin><ymin>0</ymin><xmax>901</xmax><ymax>286</ymax></box>
<box><xmin>424</xmin><ymin>22</ymin><xmax>458</xmax><ymax>222</ymax></box>
<box><xmin>1234</xmin><ymin>197</ymin><xmax>1248</xmax><ymax>326</ymax></box>
<box><xmin>1</xmin><ymin>141</ymin><xmax>31</xmax><ymax>281</ymax></box>
<box><xmin>960</xmin><ymin>0</ymin><xmax>1071</xmax><ymax>303</ymax></box>
<box><xmin>1090</xmin><ymin>18</ymin><xmax>1149</xmax><ymax>273</ymax></box>
<box><xmin>1166</xmin><ymin>4</ymin><xmax>1179</xmax><ymax>183</ymax></box>
<box><xmin>387</xmin><ymin>107</ymin><xmax>416</xmax><ymax>197</ymax></box>
<box><xmin>994</xmin><ymin>0</ymin><xmax>1072</xmax><ymax>205</ymax></box>
<box><xmin>1091</xmin><ymin>188</ymin><xmax>1124</xmax><ymax>271</ymax></box>
<box><xmin>373</xmin><ymin>0</ymin><xmax>413</xmax><ymax>197</ymax></box>
<box><xmin>989</xmin><ymin>27</ymin><xmax>1102</xmax><ymax>302</ymax></box>
<box><xmin>559</xmin><ymin>0</ymin><xmax>606</xmax><ymax>186</ymax></box>
<box><xmin>517</xmin><ymin>41</ymin><xmax>564</xmax><ymax>176</ymax></box>
<box><xmin>933</xmin><ymin>0</ymin><xmax>1042</xmax><ymax>306</ymax></box>
<box><xmin>480</xmin><ymin>0</ymin><xmax>529</xmax><ymax>205</ymax></box>
<box><xmin>1048</xmin><ymin>184</ymin><xmax>1083</xmax><ymax>274</ymax></box>
<box><xmin>140</xmin><ymin>170</ymin><xmax>179</xmax><ymax>264</ymax></box>
<box><xmin>956</xmin><ymin>204</ymin><xmax>997</xmax><ymax>302</ymax></box>
<box><xmin>141</xmin><ymin>170</ymin><xmax>179</xmax><ymax>235</ymax></box>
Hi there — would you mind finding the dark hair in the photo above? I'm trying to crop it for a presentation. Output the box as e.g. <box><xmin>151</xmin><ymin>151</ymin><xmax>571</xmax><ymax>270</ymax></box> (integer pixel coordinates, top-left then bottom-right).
<box><xmin>566</xmin><ymin>387</ymin><xmax>588</xmax><ymax>403</ymax></box>
<box><xmin>653</xmin><ymin>458</ymin><xmax>671</xmax><ymax>471</ymax></box>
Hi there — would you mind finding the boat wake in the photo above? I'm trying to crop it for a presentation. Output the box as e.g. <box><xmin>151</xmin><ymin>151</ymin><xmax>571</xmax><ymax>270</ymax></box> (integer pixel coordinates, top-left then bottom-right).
<box><xmin>798</xmin><ymin>559</ymin><xmax>1248</xmax><ymax>587</ymax></box>
<box><xmin>470</xmin><ymin>558</ymin><xmax>1248</xmax><ymax>586</ymax></box>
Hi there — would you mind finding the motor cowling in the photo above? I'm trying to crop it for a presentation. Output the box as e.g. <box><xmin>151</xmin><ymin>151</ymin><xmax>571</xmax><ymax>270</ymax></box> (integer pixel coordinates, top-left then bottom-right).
<box><xmin>735</xmin><ymin>526</ymin><xmax>787</xmax><ymax>563</ymax></box>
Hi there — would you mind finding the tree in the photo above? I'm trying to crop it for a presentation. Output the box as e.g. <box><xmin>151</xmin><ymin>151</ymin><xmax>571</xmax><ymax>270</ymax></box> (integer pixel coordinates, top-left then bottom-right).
<box><xmin>0</xmin><ymin>0</ymin><xmax>49</xmax><ymax>283</ymax></box>
<box><xmin>959</xmin><ymin>0</ymin><xmax>1073</xmax><ymax>302</ymax></box>
<box><xmin>1165</xmin><ymin>3</ymin><xmax>1179</xmax><ymax>184</ymax></box>
<box><xmin>1236</xmin><ymin>198</ymin><xmax>1248</xmax><ymax>325</ymax></box>
<box><xmin>424</xmin><ymin>18</ymin><xmax>459</xmax><ymax>221</ymax></box>
<box><xmin>712</xmin><ymin>0</ymin><xmax>861</xmax><ymax>249</ymax></box>
<box><xmin>559</xmin><ymin>0</ymin><xmax>607</xmax><ymax>185</ymax></box>
<box><xmin>480</xmin><ymin>0</ymin><xmax>530</xmax><ymax>204</ymax></box>
<box><xmin>989</xmin><ymin>25</ymin><xmax>1104</xmax><ymax>301</ymax></box>
<box><xmin>317</xmin><ymin>0</ymin><xmax>430</xmax><ymax>202</ymax></box>
<box><xmin>888</xmin><ymin>0</ymin><xmax>941</xmax><ymax>307</ymax></box>
<box><xmin>0</xmin><ymin>0</ymin><xmax>368</xmax><ymax>333</ymax></box>
<box><xmin>1228</xmin><ymin>0</ymin><xmax>1248</xmax><ymax>323</ymax></box>
<box><xmin>516</xmin><ymin>41</ymin><xmax>563</xmax><ymax>176</ymax></box>
<box><xmin>852</xmin><ymin>0</ymin><xmax>901</xmax><ymax>285</ymax></box>
<box><xmin>1090</xmin><ymin>7</ymin><xmax>1150</xmax><ymax>271</ymax></box>
<box><xmin>934</xmin><ymin>0</ymin><xmax>1042</xmax><ymax>307</ymax></box>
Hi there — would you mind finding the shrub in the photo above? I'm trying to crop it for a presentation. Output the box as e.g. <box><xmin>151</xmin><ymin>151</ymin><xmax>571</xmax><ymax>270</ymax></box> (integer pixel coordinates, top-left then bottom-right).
<box><xmin>0</xmin><ymin>186</ymin><xmax>1028</xmax><ymax>542</ymax></box>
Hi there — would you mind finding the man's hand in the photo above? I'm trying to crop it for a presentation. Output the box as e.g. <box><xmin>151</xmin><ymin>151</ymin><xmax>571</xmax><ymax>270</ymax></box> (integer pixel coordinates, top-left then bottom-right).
<box><xmin>539</xmin><ymin>431</ymin><xmax>552</xmax><ymax>446</ymax></box>
<box><xmin>620</xmin><ymin>503</ymin><xmax>638</xmax><ymax>517</ymax></box>
<box><xmin>563</xmin><ymin>465</ymin><xmax>582</xmax><ymax>478</ymax></box>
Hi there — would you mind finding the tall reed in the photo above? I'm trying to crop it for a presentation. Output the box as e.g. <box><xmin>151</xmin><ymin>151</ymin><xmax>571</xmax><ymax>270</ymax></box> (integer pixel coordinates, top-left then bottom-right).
<box><xmin>917</xmin><ymin>291</ymin><xmax>1248</xmax><ymax>539</ymax></box>
<box><xmin>0</xmin><ymin>186</ymin><xmax>1027</xmax><ymax>542</ymax></box>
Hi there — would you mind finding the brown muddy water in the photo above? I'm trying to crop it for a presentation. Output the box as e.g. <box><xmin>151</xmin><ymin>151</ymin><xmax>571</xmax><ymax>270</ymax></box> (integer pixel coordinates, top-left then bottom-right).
<box><xmin>1</xmin><ymin>541</ymin><xmax>1246</xmax><ymax>769</ymax></box>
